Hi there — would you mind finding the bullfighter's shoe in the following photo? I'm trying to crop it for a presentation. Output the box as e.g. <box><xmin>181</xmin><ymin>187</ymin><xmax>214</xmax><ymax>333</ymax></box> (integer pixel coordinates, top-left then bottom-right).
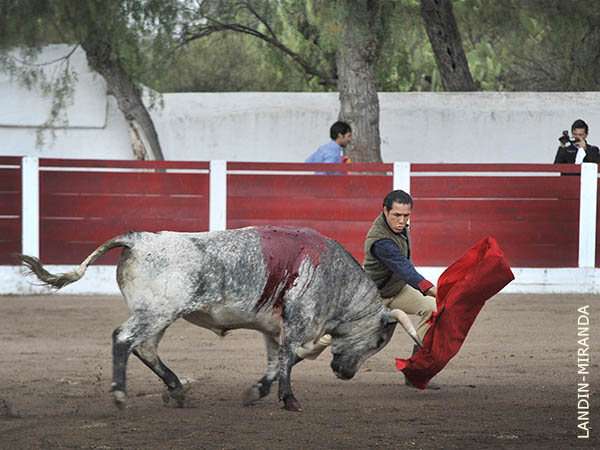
<box><xmin>404</xmin><ymin>377</ymin><xmax>441</xmax><ymax>390</ymax></box>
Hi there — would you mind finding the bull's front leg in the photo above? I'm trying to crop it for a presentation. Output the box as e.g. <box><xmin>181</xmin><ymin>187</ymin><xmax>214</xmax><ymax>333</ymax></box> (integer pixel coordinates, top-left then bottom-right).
<box><xmin>277</xmin><ymin>342</ymin><xmax>303</xmax><ymax>412</ymax></box>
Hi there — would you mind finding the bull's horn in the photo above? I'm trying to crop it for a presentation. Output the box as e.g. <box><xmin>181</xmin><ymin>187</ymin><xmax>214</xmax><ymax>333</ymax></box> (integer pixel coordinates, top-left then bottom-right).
<box><xmin>390</xmin><ymin>309</ymin><xmax>423</xmax><ymax>349</ymax></box>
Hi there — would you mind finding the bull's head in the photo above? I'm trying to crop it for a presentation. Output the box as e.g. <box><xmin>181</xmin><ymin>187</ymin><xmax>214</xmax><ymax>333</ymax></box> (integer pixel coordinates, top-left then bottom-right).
<box><xmin>329</xmin><ymin>308</ymin><xmax>422</xmax><ymax>380</ymax></box>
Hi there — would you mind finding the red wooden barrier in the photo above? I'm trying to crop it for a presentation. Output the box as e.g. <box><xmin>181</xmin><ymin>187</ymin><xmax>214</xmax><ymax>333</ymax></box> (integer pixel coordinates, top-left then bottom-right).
<box><xmin>38</xmin><ymin>159</ymin><xmax>209</xmax><ymax>264</ymax></box>
<box><xmin>227</xmin><ymin>163</ymin><xmax>392</xmax><ymax>264</ymax></box>
<box><xmin>227</xmin><ymin>163</ymin><xmax>584</xmax><ymax>267</ymax></box>
<box><xmin>0</xmin><ymin>157</ymin><xmax>21</xmax><ymax>264</ymax></box>
<box><xmin>410</xmin><ymin>164</ymin><xmax>581</xmax><ymax>268</ymax></box>
<box><xmin>3</xmin><ymin>158</ymin><xmax>596</xmax><ymax>269</ymax></box>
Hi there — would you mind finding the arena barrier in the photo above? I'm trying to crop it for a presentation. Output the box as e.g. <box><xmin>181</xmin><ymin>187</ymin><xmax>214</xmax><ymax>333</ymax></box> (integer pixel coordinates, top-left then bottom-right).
<box><xmin>1</xmin><ymin>157</ymin><xmax>598</xmax><ymax>294</ymax></box>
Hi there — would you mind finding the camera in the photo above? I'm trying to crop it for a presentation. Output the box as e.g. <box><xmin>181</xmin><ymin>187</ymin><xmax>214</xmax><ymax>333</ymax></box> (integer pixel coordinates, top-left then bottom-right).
<box><xmin>558</xmin><ymin>130</ymin><xmax>579</xmax><ymax>145</ymax></box>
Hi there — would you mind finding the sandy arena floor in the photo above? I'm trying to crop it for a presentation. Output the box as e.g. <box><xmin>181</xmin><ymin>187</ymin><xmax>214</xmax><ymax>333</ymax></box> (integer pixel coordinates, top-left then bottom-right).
<box><xmin>0</xmin><ymin>293</ymin><xmax>597</xmax><ymax>449</ymax></box>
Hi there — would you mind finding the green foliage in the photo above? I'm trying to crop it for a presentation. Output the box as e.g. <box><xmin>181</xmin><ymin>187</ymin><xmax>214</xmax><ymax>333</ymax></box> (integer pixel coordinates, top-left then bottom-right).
<box><xmin>466</xmin><ymin>42</ymin><xmax>503</xmax><ymax>91</ymax></box>
<box><xmin>453</xmin><ymin>0</ymin><xmax>600</xmax><ymax>91</ymax></box>
<box><xmin>376</xmin><ymin>1</ymin><xmax>440</xmax><ymax>91</ymax></box>
<box><xmin>503</xmin><ymin>0</ymin><xmax>600</xmax><ymax>91</ymax></box>
<box><xmin>148</xmin><ymin>0</ymin><xmax>344</xmax><ymax>92</ymax></box>
<box><xmin>161</xmin><ymin>0</ymin><xmax>600</xmax><ymax>93</ymax></box>
<box><xmin>146</xmin><ymin>32</ymin><xmax>319</xmax><ymax>92</ymax></box>
<box><xmin>3</xmin><ymin>0</ymin><xmax>600</xmax><ymax>121</ymax></box>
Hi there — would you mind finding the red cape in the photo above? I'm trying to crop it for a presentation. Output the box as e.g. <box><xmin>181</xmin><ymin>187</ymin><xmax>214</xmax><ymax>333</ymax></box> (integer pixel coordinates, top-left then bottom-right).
<box><xmin>395</xmin><ymin>236</ymin><xmax>514</xmax><ymax>389</ymax></box>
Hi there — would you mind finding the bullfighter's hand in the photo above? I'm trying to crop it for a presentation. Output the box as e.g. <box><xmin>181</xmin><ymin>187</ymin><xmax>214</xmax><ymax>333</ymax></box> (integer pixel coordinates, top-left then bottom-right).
<box><xmin>425</xmin><ymin>286</ymin><xmax>437</xmax><ymax>298</ymax></box>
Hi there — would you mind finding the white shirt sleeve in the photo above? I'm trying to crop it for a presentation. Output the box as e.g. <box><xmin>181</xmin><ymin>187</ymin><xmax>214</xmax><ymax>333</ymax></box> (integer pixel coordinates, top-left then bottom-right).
<box><xmin>575</xmin><ymin>146</ymin><xmax>585</xmax><ymax>164</ymax></box>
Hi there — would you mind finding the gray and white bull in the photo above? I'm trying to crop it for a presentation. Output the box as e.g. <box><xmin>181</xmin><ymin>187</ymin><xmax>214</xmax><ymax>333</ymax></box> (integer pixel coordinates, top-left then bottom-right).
<box><xmin>18</xmin><ymin>226</ymin><xmax>421</xmax><ymax>412</ymax></box>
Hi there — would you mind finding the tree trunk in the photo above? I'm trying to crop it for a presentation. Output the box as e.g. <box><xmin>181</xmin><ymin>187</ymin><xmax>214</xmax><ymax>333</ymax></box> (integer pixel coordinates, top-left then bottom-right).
<box><xmin>336</xmin><ymin>0</ymin><xmax>383</xmax><ymax>163</ymax></box>
<box><xmin>83</xmin><ymin>45</ymin><xmax>164</xmax><ymax>160</ymax></box>
<box><xmin>420</xmin><ymin>0</ymin><xmax>476</xmax><ymax>91</ymax></box>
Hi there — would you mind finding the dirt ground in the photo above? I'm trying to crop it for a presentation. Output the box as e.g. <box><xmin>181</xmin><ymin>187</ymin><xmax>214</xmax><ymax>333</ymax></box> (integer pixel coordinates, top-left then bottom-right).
<box><xmin>0</xmin><ymin>293</ymin><xmax>597</xmax><ymax>450</ymax></box>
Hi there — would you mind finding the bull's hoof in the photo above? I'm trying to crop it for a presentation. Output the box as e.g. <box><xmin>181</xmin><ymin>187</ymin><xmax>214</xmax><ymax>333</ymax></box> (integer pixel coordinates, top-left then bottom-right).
<box><xmin>112</xmin><ymin>390</ymin><xmax>127</xmax><ymax>409</ymax></box>
<box><xmin>242</xmin><ymin>383</ymin><xmax>262</xmax><ymax>406</ymax></box>
<box><xmin>163</xmin><ymin>386</ymin><xmax>185</xmax><ymax>407</ymax></box>
<box><xmin>283</xmin><ymin>400</ymin><xmax>303</xmax><ymax>412</ymax></box>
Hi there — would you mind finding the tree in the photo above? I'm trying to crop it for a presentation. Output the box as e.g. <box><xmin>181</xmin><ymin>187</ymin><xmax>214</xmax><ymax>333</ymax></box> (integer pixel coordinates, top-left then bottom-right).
<box><xmin>0</xmin><ymin>0</ymin><xmax>182</xmax><ymax>160</ymax></box>
<box><xmin>146</xmin><ymin>32</ymin><xmax>317</xmax><ymax>93</ymax></box>
<box><xmin>450</xmin><ymin>0</ymin><xmax>600</xmax><ymax>91</ymax></box>
<box><xmin>336</xmin><ymin>1</ymin><xmax>395</xmax><ymax>162</ymax></box>
<box><xmin>176</xmin><ymin>0</ymin><xmax>397</xmax><ymax>162</ymax></box>
<box><xmin>76</xmin><ymin>1</ymin><xmax>165</xmax><ymax>160</ymax></box>
<box><xmin>497</xmin><ymin>0</ymin><xmax>600</xmax><ymax>91</ymax></box>
<box><xmin>420</xmin><ymin>0</ymin><xmax>475</xmax><ymax>91</ymax></box>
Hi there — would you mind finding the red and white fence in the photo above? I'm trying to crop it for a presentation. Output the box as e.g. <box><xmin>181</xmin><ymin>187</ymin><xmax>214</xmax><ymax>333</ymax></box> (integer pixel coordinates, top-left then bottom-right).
<box><xmin>1</xmin><ymin>156</ymin><xmax>598</xmax><ymax>294</ymax></box>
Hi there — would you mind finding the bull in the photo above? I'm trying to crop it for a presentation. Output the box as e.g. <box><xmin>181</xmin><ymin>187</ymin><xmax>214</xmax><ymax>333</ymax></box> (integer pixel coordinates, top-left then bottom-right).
<box><xmin>17</xmin><ymin>226</ymin><xmax>421</xmax><ymax>412</ymax></box>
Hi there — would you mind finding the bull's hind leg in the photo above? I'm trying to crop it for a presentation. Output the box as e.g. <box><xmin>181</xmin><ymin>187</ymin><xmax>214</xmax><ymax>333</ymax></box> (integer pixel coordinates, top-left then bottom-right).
<box><xmin>243</xmin><ymin>333</ymin><xmax>280</xmax><ymax>406</ymax></box>
<box><xmin>132</xmin><ymin>329</ymin><xmax>185</xmax><ymax>407</ymax></box>
<box><xmin>111</xmin><ymin>313</ymin><xmax>176</xmax><ymax>408</ymax></box>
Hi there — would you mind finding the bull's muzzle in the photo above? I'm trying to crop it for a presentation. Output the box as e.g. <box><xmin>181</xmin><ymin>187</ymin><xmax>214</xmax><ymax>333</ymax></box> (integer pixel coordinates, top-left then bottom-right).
<box><xmin>331</xmin><ymin>359</ymin><xmax>356</xmax><ymax>380</ymax></box>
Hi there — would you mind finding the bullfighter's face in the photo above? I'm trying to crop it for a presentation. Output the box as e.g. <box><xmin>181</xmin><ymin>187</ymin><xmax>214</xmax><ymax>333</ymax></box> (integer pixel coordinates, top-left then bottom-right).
<box><xmin>384</xmin><ymin>202</ymin><xmax>411</xmax><ymax>234</ymax></box>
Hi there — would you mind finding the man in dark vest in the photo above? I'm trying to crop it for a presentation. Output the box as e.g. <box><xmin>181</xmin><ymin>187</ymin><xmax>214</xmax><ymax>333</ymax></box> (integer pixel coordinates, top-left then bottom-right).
<box><xmin>363</xmin><ymin>189</ymin><xmax>440</xmax><ymax>389</ymax></box>
<box><xmin>297</xmin><ymin>190</ymin><xmax>440</xmax><ymax>389</ymax></box>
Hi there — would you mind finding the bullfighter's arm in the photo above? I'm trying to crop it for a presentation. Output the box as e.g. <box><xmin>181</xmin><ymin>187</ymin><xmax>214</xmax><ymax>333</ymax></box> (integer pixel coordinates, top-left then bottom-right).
<box><xmin>371</xmin><ymin>239</ymin><xmax>434</xmax><ymax>295</ymax></box>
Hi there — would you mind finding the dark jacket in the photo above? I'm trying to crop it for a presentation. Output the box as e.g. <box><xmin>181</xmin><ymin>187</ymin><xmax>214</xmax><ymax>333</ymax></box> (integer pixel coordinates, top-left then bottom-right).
<box><xmin>363</xmin><ymin>213</ymin><xmax>432</xmax><ymax>298</ymax></box>
<box><xmin>554</xmin><ymin>143</ymin><xmax>600</xmax><ymax>164</ymax></box>
<box><xmin>363</xmin><ymin>214</ymin><xmax>410</xmax><ymax>297</ymax></box>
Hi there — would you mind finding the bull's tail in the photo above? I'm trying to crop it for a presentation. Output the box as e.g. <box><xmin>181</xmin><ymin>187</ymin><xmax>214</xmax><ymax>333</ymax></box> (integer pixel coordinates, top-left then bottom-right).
<box><xmin>17</xmin><ymin>233</ymin><xmax>137</xmax><ymax>290</ymax></box>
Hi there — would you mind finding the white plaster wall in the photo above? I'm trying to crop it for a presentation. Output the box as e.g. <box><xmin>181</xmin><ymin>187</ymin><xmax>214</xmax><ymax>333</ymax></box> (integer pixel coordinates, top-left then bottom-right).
<box><xmin>378</xmin><ymin>92</ymin><xmax>600</xmax><ymax>164</ymax></box>
<box><xmin>2</xmin><ymin>45</ymin><xmax>600</xmax><ymax>164</ymax></box>
<box><xmin>0</xmin><ymin>45</ymin><xmax>133</xmax><ymax>159</ymax></box>
<box><xmin>2</xmin><ymin>266</ymin><xmax>598</xmax><ymax>295</ymax></box>
<box><xmin>0</xmin><ymin>45</ymin><xmax>106</xmax><ymax>127</ymax></box>
<box><xmin>150</xmin><ymin>92</ymin><xmax>339</xmax><ymax>162</ymax></box>
<box><xmin>1</xmin><ymin>96</ymin><xmax>132</xmax><ymax>159</ymax></box>
<box><xmin>154</xmin><ymin>91</ymin><xmax>600</xmax><ymax>163</ymax></box>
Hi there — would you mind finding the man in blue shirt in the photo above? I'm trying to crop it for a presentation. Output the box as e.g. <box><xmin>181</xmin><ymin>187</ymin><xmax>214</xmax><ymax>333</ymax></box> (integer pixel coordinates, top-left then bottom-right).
<box><xmin>305</xmin><ymin>121</ymin><xmax>352</xmax><ymax>173</ymax></box>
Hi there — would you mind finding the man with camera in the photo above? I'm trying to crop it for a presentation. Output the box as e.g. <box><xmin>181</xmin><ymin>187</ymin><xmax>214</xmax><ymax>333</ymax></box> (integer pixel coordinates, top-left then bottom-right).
<box><xmin>553</xmin><ymin>119</ymin><xmax>600</xmax><ymax>164</ymax></box>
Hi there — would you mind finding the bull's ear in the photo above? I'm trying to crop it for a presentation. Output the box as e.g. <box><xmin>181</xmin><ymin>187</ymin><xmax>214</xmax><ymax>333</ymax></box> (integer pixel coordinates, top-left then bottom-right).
<box><xmin>384</xmin><ymin>308</ymin><xmax>423</xmax><ymax>349</ymax></box>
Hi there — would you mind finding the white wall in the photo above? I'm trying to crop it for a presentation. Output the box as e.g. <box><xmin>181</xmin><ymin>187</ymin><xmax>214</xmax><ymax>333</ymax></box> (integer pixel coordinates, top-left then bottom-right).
<box><xmin>2</xmin><ymin>45</ymin><xmax>600</xmax><ymax>164</ymax></box>
<box><xmin>3</xmin><ymin>266</ymin><xmax>599</xmax><ymax>296</ymax></box>
<box><xmin>379</xmin><ymin>92</ymin><xmax>600</xmax><ymax>163</ymax></box>
<box><xmin>151</xmin><ymin>92</ymin><xmax>339</xmax><ymax>162</ymax></box>
<box><xmin>0</xmin><ymin>45</ymin><xmax>132</xmax><ymax>159</ymax></box>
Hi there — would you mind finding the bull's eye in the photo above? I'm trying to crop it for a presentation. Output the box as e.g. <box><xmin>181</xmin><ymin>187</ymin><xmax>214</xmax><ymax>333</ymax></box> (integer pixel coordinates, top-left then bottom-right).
<box><xmin>376</xmin><ymin>337</ymin><xmax>386</xmax><ymax>348</ymax></box>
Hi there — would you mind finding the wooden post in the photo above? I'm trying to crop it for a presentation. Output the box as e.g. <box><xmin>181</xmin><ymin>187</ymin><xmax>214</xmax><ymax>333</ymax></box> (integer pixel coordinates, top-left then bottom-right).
<box><xmin>209</xmin><ymin>160</ymin><xmax>227</xmax><ymax>231</ymax></box>
<box><xmin>578</xmin><ymin>162</ymin><xmax>598</xmax><ymax>267</ymax></box>
<box><xmin>21</xmin><ymin>156</ymin><xmax>39</xmax><ymax>257</ymax></box>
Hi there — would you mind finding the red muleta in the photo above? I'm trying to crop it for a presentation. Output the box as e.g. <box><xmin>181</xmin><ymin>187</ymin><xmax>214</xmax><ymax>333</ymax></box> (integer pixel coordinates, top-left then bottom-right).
<box><xmin>396</xmin><ymin>236</ymin><xmax>515</xmax><ymax>389</ymax></box>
